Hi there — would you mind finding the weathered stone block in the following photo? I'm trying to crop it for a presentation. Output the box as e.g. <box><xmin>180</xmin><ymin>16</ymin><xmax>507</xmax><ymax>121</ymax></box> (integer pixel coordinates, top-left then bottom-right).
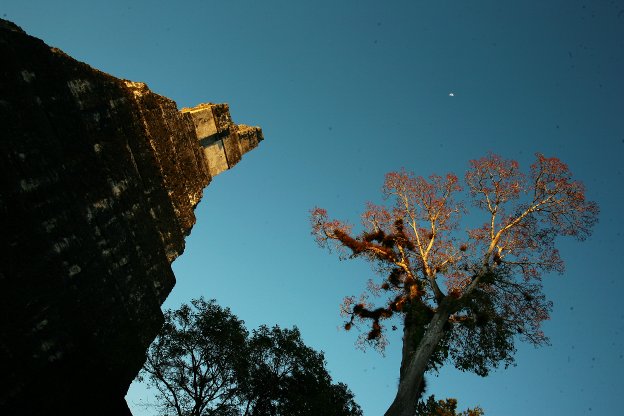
<box><xmin>182</xmin><ymin>103</ymin><xmax>218</xmax><ymax>141</ymax></box>
<box><xmin>203</xmin><ymin>139</ymin><xmax>230</xmax><ymax>177</ymax></box>
<box><xmin>181</xmin><ymin>103</ymin><xmax>261</xmax><ymax>178</ymax></box>
<box><xmin>237</xmin><ymin>124</ymin><xmax>264</xmax><ymax>154</ymax></box>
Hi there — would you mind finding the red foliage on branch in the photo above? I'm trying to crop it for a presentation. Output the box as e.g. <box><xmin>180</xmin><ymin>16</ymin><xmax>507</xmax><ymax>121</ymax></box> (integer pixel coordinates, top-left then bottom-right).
<box><xmin>311</xmin><ymin>153</ymin><xmax>599</xmax><ymax>351</ymax></box>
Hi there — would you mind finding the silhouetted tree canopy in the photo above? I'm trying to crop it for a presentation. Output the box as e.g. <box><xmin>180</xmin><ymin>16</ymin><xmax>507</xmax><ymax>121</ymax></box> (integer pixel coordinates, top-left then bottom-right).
<box><xmin>415</xmin><ymin>395</ymin><xmax>484</xmax><ymax>416</ymax></box>
<box><xmin>138</xmin><ymin>298</ymin><xmax>362</xmax><ymax>416</ymax></box>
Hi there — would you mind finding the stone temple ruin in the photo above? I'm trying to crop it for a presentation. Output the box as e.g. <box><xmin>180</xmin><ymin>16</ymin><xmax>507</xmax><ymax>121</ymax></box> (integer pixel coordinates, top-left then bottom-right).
<box><xmin>0</xmin><ymin>19</ymin><xmax>263</xmax><ymax>415</ymax></box>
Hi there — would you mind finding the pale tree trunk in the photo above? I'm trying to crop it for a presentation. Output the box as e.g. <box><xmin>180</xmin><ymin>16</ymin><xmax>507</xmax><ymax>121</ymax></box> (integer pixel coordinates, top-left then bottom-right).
<box><xmin>384</xmin><ymin>300</ymin><xmax>454</xmax><ymax>416</ymax></box>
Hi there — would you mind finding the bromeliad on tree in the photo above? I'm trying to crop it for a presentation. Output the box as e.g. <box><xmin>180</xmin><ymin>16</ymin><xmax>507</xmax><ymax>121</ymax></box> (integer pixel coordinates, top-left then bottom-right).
<box><xmin>310</xmin><ymin>153</ymin><xmax>598</xmax><ymax>416</ymax></box>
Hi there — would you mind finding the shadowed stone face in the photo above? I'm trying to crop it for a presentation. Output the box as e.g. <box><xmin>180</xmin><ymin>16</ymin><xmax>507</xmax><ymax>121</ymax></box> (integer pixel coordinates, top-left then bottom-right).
<box><xmin>0</xmin><ymin>19</ymin><xmax>262</xmax><ymax>415</ymax></box>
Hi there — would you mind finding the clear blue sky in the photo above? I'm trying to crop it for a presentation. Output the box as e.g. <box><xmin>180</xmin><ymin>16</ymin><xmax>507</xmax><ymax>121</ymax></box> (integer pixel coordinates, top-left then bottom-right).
<box><xmin>5</xmin><ymin>1</ymin><xmax>624</xmax><ymax>414</ymax></box>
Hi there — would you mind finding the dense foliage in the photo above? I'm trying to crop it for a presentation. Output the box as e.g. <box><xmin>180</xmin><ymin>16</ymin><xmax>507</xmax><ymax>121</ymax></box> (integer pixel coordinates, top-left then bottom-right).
<box><xmin>416</xmin><ymin>395</ymin><xmax>484</xmax><ymax>416</ymax></box>
<box><xmin>138</xmin><ymin>298</ymin><xmax>362</xmax><ymax>416</ymax></box>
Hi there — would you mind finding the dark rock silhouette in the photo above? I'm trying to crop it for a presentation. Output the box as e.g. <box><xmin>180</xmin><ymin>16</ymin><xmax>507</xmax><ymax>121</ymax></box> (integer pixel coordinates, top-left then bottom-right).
<box><xmin>0</xmin><ymin>19</ymin><xmax>262</xmax><ymax>415</ymax></box>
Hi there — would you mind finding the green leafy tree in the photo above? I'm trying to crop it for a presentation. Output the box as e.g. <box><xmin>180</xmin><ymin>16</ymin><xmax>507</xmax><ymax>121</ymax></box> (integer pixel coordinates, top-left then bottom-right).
<box><xmin>138</xmin><ymin>298</ymin><xmax>362</xmax><ymax>416</ymax></box>
<box><xmin>311</xmin><ymin>153</ymin><xmax>598</xmax><ymax>416</ymax></box>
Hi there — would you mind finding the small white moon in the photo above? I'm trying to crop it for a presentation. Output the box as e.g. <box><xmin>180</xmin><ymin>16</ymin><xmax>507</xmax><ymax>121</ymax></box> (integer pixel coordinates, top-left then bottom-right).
<box><xmin>448</xmin><ymin>92</ymin><xmax>455</xmax><ymax>97</ymax></box>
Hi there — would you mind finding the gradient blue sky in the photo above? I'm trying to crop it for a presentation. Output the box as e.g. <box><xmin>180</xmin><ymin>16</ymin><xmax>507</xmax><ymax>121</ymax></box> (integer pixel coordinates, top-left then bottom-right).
<box><xmin>4</xmin><ymin>1</ymin><xmax>624</xmax><ymax>414</ymax></box>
